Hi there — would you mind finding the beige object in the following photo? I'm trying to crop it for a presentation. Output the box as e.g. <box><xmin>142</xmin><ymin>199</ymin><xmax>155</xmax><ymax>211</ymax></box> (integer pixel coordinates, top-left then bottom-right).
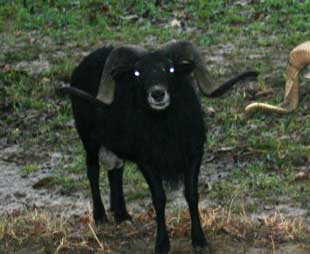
<box><xmin>245</xmin><ymin>41</ymin><xmax>310</xmax><ymax>114</ymax></box>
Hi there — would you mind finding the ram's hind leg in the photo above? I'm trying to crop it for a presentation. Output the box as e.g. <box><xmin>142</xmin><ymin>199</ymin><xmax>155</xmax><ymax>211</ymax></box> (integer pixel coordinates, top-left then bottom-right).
<box><xmin>99</xmin><ymin>147</ymin><xmax>131</xmax><ymax>223</ymax></box>
<box><xmin>86</xmin><ymin>147</ymin><xmax>108</xmax><ymax>224</ymax></box>
<box><xmin>72</xmin><ymin>100</ymin><xmax>107</xmax><ymax>224</ymax></box>
<box><xmin>184</xmin><ymin>158</ymin><xmax>208</xmax><ymax>251</ymax></box>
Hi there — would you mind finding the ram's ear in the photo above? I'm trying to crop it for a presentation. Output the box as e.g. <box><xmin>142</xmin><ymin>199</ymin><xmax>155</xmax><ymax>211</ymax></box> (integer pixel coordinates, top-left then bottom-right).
<box><xmin>110</xmin><ymin>67</ymin><xmax>133</xmax><ymax>80</ymax></box>
<box><xmin>97</xmin><ymin>46</ymin><xmax>146</xmax><ymax>104</ymax></box>
<box><xmin>174</xmin><ymin>60</ymin><xmax>196</xmax><ymax>74</ymax></box>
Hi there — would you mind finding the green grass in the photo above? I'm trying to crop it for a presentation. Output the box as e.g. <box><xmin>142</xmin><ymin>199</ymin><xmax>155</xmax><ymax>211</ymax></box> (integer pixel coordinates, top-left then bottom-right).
<box><xmin>21</xmin><ymin>163</ymin><xmax>40</xmax><ymax>174</ymax></box>
<box><xmin>0</xmin><ymin>0</ymin><xmax>309</xmax><ymax>211</ymax></box>
<box><xmin>1</xmin><ymin>2</ymin><xmax>310</xmax><ymax>253</ymax></box>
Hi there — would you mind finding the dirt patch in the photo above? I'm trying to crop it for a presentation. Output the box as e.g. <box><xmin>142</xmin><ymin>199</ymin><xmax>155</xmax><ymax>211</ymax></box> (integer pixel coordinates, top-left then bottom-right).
<box><xmin>118</xmin><ymin>237</ymin><xmax>310</xmax><ymax>254</ymax></box>
<box><xmin>1</xmin><ymin>13</ymin><xmax>309</xmax><ymax>253</ymax></box>
<box><xmin>0</xmin><ymin>146</ymin><xmax>88</xmax><ymax>216</ymax></box>
<box><xmin>1</xmin><ymin>205</ymin><xmax>309</xmax><ymax>254</ymax></box>
<box><xmin>0</xmin><ymin>160</ymin><xmax>85</xmax><ymax>214</ymax></box>
<box><xmin>0</xmin><ymin>148</ymin><xmax>220</xmax><ymax>217</ymax></box>
<box><xmin>1</xmin><ymin>146</ymin><xmax>309</xmax><ymax>254</ymax></box>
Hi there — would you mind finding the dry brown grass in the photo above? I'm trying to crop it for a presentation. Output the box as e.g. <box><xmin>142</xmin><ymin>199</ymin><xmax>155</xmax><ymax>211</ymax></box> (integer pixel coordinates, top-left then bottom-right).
<box><xmin>0</xmin><ymin>204</ymin><xmax>309</xmax><ymax>253</ymax></box>
<box><xmin>166</xmin><ymin>206</ymin><xmax>310</xmax><ymax>252</ymax></box>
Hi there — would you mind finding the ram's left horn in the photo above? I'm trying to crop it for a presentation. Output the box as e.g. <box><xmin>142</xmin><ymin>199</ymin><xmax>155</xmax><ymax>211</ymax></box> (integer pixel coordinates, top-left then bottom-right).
<box><xmin>245</xmin><ymin>41</ymin><xmax>310</xmax><ymax>114</ymax></box>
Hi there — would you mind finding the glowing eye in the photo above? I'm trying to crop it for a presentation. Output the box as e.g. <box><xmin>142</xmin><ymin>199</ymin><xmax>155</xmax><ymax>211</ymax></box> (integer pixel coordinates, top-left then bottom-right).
<box><xmin>169</xmin><ymin>67</ymin><xmax>175</xmax><ymax>73</ymax></box>
<box><xmin>134</xmin><ymin>70</ymin><xmax>140</xmax><ymax>77</ymax></box>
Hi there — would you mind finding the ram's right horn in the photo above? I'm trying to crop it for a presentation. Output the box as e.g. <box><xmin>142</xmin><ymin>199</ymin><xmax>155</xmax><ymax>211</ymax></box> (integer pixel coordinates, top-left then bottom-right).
<box><xmin>245</xmin><ymin>41</ymin><xmax>310</xmax><ymax>114</ymax></box>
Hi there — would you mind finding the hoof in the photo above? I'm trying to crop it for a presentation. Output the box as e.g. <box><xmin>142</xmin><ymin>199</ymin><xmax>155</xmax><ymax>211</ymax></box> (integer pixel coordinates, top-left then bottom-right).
<box><xmin>193</xmin><ymin>239</ymin><xmax>210</xmax><ymax>254</ymax></box>
<box><xmin>94</xmin><ymin>215</ymin><xmax>108</xmax><ymax>225</ymax></box>
<box><xmin>193</xmin><ymin>245</ymin><xmax>211</xmax><ymax>254</ymax></box>
<box><xmin>155</xmin><ymin>238</ymin><xmax>170</xmax><ymax>254</ymax></box>
<box><xmin>193</xmin><ymin>236</ymin><xmax>208</xmax><ymax>250</ymax></box>
<box><xmin>155</xmin><ymin>249</ymin><xmax>169</xmax><ymax>254</ymax></box>
<box><xmin>114</xmin><ymin>211</ymin><xmax>132</xmax><ymax>223</ymax></box>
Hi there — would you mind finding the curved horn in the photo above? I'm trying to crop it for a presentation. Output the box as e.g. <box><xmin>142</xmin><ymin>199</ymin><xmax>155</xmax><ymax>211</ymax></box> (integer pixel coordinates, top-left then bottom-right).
<box><xmin>97</xmin><ymin>46</ymin><xmax>146</xmax><ymax>104</ymax></box>
<box><xmin>245</xmin><ymin>41</ymin><xmax>310</xmax><ymax>114</ymax></box>
<box><xmin>160</xmin><ymin>40</ymin><xmax>216</xmax><ymax>96</ymax></box>
<box><xmin>161</xmin><ymin>41</ymin><xmax>258</xmax><ymax>97</ymax></box>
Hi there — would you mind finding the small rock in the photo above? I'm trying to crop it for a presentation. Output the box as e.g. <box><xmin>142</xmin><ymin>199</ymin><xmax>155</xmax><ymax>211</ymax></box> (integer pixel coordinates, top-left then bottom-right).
<box><xmin>3</xmin><ymin>63</ymin><xmax>11</xmax><ymax>72</ymax></box>
<box><xmin>264</xmin><ymin>205</ymin><xmax>273</xmax><ymax>210</ymax></box>
<box><xmin>170</xmin><ymin>18</ymin><xmax>181</xmax><ymax>27</ymax></box>
<box><xmin>14</xmin><ymin>192</ymin><xmax>27</xmax><ymax>199</ymax></box>
<box><xmin>32</xmin><ymin>176</ymin><xmax>55</xmax><ymax>189</ymax></box>
<box><xmin>120</xmin><ymin>15</ymin><xmax>139</xmax><ymax>21</ymax></box>
<box><xmin>294</xmin><ymin>171</ymin><xmax>310</xmax><ymax>182</ymax></box>
<box><xmin>206</xmin><ymin>106</ymin><xmax>216</xmax><ymax>115</ymax></box>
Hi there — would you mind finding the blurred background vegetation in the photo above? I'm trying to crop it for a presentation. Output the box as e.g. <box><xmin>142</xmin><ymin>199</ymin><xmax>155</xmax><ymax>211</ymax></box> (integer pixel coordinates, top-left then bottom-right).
<box><xmin>1</xmin><ymin>0</ymin><xmax>310</xmax><ymax>46</ymax></box>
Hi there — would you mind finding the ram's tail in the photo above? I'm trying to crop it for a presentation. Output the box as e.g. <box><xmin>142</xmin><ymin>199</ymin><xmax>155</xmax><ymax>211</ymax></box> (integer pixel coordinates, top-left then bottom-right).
<box><xmin>56</xmin><ymin>87</ymin><xmax>104</xmax><ymax>106</ymax></box>
<box><xmin>207</xmin><ymin>71</ymin><xmax>258</xmax><ymax>97</ymax></box>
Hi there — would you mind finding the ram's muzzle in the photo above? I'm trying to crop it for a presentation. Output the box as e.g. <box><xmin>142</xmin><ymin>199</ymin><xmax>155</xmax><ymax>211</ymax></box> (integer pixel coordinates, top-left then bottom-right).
<box><xmin>147</xmin><ymin>85</ymin><xmax>170</xmax><ymax>110</ymax></box>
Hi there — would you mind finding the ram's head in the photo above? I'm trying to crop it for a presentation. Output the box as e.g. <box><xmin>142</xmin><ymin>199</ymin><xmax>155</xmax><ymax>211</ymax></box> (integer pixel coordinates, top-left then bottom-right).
<box><xmin>97</xmin><ymin>41</ymin><xmax>230</xmax><ymax>111</ymax></box>
<box><xmin>57</xmin><ymin>41</ymin><xmax>257</xmax><ymax>110</ymax></box>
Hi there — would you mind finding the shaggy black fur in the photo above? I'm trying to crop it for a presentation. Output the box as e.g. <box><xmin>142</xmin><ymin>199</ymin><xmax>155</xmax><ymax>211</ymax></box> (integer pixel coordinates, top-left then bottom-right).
<box><xmin>58</xmin><ymin>45</ymin><xmax>257</xmax><ymax>254</ymax></box>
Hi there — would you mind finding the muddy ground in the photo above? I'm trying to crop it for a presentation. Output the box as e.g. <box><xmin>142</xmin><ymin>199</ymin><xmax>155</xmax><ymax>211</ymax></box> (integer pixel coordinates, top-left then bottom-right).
<box><xmin>1</xmin><ymin>49</ymin><xmax>310</xmax><ymax>252</ymax></box>
<box><xmin>0</xmin><ymin>144</ymin><xmax>309</xmax><ymax>254</ymax></box>
<box><xmin>1</xmin><ymin>2</ymin><xmax>310</xmax><ymax>253</ymax></box>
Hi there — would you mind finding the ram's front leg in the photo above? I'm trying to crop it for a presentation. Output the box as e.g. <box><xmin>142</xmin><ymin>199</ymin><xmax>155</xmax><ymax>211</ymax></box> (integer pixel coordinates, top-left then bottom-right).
<box><xmin>141</xmin><ymin>167</ymin><xmax>170</xmax><ymax>254</ymax></box>
<box><xmin>184</xmin><ymin>157</ymin><xmax>208</xmax><ymax>251</ymax></box>
<box><xmin>108</xmin><ymin>167</ymin><xmax>132</xmax><ymax>223</ymax></box>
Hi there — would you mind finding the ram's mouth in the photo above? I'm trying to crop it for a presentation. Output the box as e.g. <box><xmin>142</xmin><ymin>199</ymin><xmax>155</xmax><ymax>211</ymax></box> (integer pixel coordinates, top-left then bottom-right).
<box><xmin>147</xmin><ymin>94</ymin><xmax>170</xmax><ymax>110</ymax></box>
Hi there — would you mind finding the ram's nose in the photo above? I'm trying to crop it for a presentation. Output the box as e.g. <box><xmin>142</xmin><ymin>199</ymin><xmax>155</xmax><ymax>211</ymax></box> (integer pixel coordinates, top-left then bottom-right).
<box><xmin>148</xmin><ymin>85</ymin><xmax>170</xmax><ymax>110</ymax></box>
<box><xmin>150</xmin><ymin>88</ymin><xmax>167</xmax><ymax>102</ymax></box>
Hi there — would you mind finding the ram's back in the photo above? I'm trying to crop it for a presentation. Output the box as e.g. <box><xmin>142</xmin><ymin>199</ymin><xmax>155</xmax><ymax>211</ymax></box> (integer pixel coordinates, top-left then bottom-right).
<box><xmin>69</xmin><ymin>46</ymin><xmax>114</xmax><ymax>146</ymax></box>
<box><xmin>71</xmin><ymin>46</ymin><xmax>113</xmax><ymax>95</ymax></box>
